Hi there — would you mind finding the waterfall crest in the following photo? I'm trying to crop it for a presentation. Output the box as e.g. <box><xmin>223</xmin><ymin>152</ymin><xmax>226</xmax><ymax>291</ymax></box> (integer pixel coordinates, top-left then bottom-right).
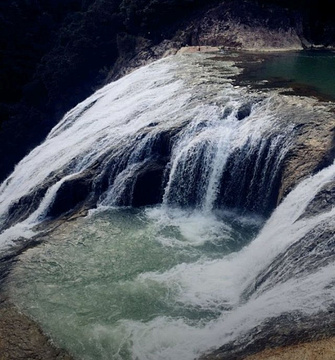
<box><xmin>0</xmin><ymin>54</ymin><xmax>302</xmax><ymax>249</ymax></box>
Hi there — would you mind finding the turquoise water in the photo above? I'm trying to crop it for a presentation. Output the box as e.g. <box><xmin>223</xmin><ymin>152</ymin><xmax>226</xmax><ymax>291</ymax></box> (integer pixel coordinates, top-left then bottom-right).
<box><xmin>4</xmin><ymin>50</ymin><xmax>335</xmax><ymax>360</ymax></box>
<box><xmin>247</xmin><ymin>50</ymin><xmax>335</xmax><ymax>100</ymax></box>
<box><xmin>8</xmin><ymin>207</ymin><xmax>261</xmax><ymax>360</ymax></box>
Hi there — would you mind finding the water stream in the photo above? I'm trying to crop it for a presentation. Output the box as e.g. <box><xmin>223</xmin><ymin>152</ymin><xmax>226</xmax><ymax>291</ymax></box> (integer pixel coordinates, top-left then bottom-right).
<box><xmin>1</xmin><ymin>52</ymin><xmax>335</xmax><ymax>359</ymax></box>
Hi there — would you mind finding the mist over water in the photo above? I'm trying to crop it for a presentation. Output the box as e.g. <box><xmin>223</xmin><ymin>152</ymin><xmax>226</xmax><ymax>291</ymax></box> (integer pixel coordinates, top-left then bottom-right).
<box><xmin>1</xmin><ymin>53</ymin><xmax>335</xmax><ymax>359</ymax></box>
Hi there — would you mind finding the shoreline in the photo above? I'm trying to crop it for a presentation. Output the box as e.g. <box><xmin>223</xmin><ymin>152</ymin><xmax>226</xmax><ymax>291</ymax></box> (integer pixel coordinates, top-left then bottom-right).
<box><xmin>0</xmin><ymin>298</ymin><xmax>73</xmax><ymax>360</ymax></box>
<box><xmin>245</xmin><ymin>337</ymin><xmax>335</xmax><ymax>360</ymax></box>
<box><xmin>1</xmin><ymin>292</ymin><xmax>335</xmax><ymax>360</ymax></box>
<box><xmin>0</xmin><ymin>220</ymin><xmax>76</xmax><ymax>359</ymax></box>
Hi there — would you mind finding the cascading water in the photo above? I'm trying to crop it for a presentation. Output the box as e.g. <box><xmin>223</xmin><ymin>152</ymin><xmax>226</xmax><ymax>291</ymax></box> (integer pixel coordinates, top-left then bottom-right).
<box><xmin>1</xmin><ymin>53</ymin><xmax>335</xmax><ymax>359</ymax></box>
<box><xmin>0</xmin><ymin>54</ymin><xmax>292</xmax><ymax>242</ymax></box>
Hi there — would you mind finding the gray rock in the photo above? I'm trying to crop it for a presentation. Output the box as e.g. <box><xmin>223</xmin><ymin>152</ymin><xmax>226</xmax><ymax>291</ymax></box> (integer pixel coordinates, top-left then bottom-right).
<box><xmin>0</xmin><ymin>301</ymin><xmax>72</xmax><ymax>360</ymax></box>
<box><xmin>300</xmin><ymin>182</ymin><xmax>335</xmax><ymax>219</ymax></box>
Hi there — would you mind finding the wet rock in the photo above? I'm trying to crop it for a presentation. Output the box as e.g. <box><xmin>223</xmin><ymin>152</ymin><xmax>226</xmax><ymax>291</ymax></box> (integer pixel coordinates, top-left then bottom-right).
<box><xmin>276</xmin><ymin>99</ymin><xmax>335</xmax><ymax>204</ymax></box>
<box><xmin>1</xmin><ymin>187</ymin><xmax>48</xmax><ymax>232</ymax></box>
<box><xmin>132</xmin><ymin>161</ymin><xmax>166</xmax><ymax>207</ymax></box>
<box><xmin>176</xmin><ymin>46</ymin><xmax>220</xmax><ymax>54</ymax></box>
<box><xmin>300</xmin><ymin>181</ymin><xmax>335</xmax><ymax>219</ymax></box>
<box><xmin>0</xmin><ymin>301</ymin><xmax>72</xmax><ymax>360</ymax></box>
<box><xmin>217</xmin><ymin>135</ymin><xmax>284</xmax><ymax>216</ymax></box>
<box><xmin>244</xmin><ymin>225</ymin><xmax>335</xmax><ymax>300</ymax></box>
<box><xmin>237</xmin><ymin>102</ymin><xmax>252</xmax><ymax>120</ymax></box>
<box><xmin>45</xmin><ymin>171</ymin><xmax>95</xmax><ymax>219</ymax></box>
<box><xmin>202</xmin><ymin>310</ymin><xmax>335</xmax><ymax>360</ymax></box>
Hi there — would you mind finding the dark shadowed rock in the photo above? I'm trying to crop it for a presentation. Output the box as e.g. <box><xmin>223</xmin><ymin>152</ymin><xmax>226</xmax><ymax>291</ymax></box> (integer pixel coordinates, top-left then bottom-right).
<box><xmin>237</xmin><ymin>102</ymin><xmax>252</xmax><ymax>120</ymax></box>
<box><xmin>1</xmin><ymin>187</ymin><xmax>48</xmax><ymax>232</ymax></box>
<box><xmin>132</xmin><ymin>161</ymin><xmax>166</xmax><ymax>207</ymax></box>
<box><xmin>45</xmin><ymin>171</ymin><xmax>95</xmax><ymax>219</ymax></box>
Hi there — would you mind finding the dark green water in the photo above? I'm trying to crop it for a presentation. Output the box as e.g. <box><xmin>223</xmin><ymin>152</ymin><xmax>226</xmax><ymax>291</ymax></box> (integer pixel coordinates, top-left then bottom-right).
<box><xmin>4</xmin><ymin>51</ymin><xmax>335</xmax><ymax>360</ymax></box>
<box><xmin>244</xmin><ymin>50</ymin><xmax>335</xmax><ymax>100</ymax></box>
<box><xmin>7</xmin><ymin>207</ymin><xmax>261</xmax><ymax>360</ymax></box>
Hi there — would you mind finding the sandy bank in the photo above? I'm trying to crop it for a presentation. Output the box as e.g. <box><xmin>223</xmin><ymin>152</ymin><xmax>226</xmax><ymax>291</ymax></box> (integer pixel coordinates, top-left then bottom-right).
<box><xmin>245</xmin><ymin>337</ymin><xmax>335</xmax><ymax>360</ymax></box>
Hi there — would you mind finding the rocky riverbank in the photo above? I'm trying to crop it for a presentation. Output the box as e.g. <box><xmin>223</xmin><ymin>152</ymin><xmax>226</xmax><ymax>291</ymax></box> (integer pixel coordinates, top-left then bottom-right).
<box><xmin>0</xmin><ymin>300</ymin><xmax>72</xmax><ymax>360</ymax></box>
<box><xmin>245</xmin><ymin>337</ymin><xmax>335</xmax><ymax>360</ymax></box>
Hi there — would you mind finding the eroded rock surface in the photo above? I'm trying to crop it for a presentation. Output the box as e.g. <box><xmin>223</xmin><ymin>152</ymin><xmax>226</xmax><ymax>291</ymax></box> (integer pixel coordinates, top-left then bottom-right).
<box><xmin>0</xmin><ymin>301</ymin><xmax>72</xmax><ymax>360</ymax></box>
<box><xmin>278</xmin><ymin>99</ymin><xmax>335</xmax><ymax>202</ymax></box>
<box><xmin>301</xmin><ymin>181</ymin><xmax>335</xmax><ymax>219</ymax></box>
<box><xmin>245</xmin><ymin>337</ymin><xmax>335</xmax><ymax>360</ymax></box>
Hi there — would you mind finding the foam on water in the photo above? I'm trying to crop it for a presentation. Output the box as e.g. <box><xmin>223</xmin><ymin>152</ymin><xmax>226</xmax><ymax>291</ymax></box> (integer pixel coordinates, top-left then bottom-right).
<box><xmin>0</xmin><ymin>54</ymin><xmax>244</xmax><ymax>247</ymax></box>
<box><xmin>141</xmin><ymin>161</ymin><xmax>335</xmax><ymax>304</ymax></box>
<box><xmin>6</xmin><ymin>160</ymin><xmax>335</xmax><ymax>360</ymax></box>
<box><xmin>120</xmin><ymin>163</ymin><xmax>335</xmax><ymax>359</ymax></box>
<box><xmin>129</xmin><ymin>259</ymin><xmax>335</xmax><ymax>360</ymax></box>
<box><xmin>145</xmin><ymin>207</ymin><xmax>235</xmax><ymax>247</ymax></box>
<box><xmin>1</xmin><ymin>53</ymin><xmax>335</xmax><ymax>359</ymax></box>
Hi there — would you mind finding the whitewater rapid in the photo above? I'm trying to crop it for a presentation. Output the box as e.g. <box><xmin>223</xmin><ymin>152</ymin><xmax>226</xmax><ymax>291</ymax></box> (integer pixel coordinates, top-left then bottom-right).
<box><xmin>1</xmin><ymin>52</ymin><xmax>335</xmax><ymax>360</ymax></box>
<box><xmin>125</xmin><ymin>161</ymin><xmax>335</xmax><ymax>359</ymax></box>
<box><xmin>0</xmin><ymin>53</ymin><xmax>294</xmax><ymax>250</ymax></box>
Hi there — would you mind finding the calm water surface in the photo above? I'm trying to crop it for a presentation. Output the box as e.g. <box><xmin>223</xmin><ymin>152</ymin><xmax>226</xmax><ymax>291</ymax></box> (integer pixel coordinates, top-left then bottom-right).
<box><xmin>243</xmin><ymin>50</ymin><xmax>335</xmax><ymax>100</ymax></box>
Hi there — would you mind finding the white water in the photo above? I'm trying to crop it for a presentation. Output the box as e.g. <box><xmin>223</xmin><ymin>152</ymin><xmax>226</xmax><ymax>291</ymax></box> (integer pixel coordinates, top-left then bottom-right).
<box><xmin>0</xmin><ymin>53</ymin><xmax>292</xmax><ymax>249</ymax></box>
<box><xmin>0</xmin><ymin>58</ymin><xmax>185</xmax><ymax>243</ymax></box>
<box><xmin>9</xmin><ymin>166</ymin><xmax>335</xmax><ymax>360</ymax></box>
<box><xmin>1</xmin><ymin>53</ymin><xmax>335</xmax><ymax>359</ymax></box>
<box><xmin>124</xmin><ymin>163</ymin><xmax>335</xmax><ymax>360</ymax></box>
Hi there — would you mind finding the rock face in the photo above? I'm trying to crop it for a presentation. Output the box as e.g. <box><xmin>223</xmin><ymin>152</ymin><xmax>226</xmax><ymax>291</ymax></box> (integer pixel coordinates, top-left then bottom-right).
<box><xmin>108</xmin><ymin>1</ymin><xmax>305</xmax><ymax>81</ymax></box>
<box><xmin>277</xmin><ymin>99</ymin><xmax>335</xmax><ymax>203</ymax></box>
<box><xmin>245</xmin><ymin>337</ymin><xmax>335</xmax><ymax>360</ymax></box>
<box><xmin>45</xmin><ymin>171</ymin><xmax>95</xmax><ymax>219</ymax></box>
<box><xmin>177</xmin><ymin>1</ymin><xmax>303</xmax><ymax>50</ymax></box>
<box><xmin>131</xmin><ymin>161</ymin><xmax>167</xmax><ymax>207</ymax></box>
<box><xmin>0</xmin><ymin>302</ymin><xmax>72</xmax><ymax>360</ymax></box>
<box><xmin>301</xmin><ymin>181</ymin><xmax>335</xmax><ymax>219</ymax></box>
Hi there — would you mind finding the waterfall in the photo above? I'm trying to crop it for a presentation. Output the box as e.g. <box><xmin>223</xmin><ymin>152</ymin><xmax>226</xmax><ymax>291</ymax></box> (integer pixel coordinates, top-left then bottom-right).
<box><xmin>118</xmin><ymin>159</ymin><xmax>335</xmax><ymax>360</ymax></box>
<box><xmin>0</xmin><ymin>54</ymin><xmax>296</xmax><ymax>249</ymax></box>
<box><xmin>1</xmin><ymin>52</ymin><xmax>335</xmax><ymax>360</ymax></box>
